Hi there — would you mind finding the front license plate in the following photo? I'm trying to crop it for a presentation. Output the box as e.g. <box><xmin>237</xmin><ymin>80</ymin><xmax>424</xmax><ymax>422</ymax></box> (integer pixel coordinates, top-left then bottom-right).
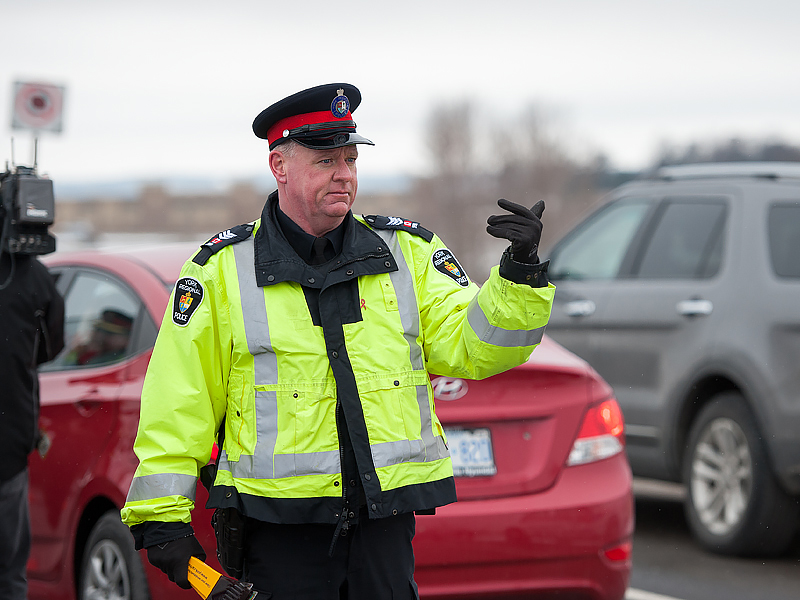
<box><xmin>445</xmin><ymin>428</ymin><xmax>497</xmax><ymax>477</ymax></box>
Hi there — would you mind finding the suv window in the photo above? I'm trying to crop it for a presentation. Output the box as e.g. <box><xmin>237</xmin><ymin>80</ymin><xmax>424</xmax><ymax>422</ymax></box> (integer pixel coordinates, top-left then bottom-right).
<box><xmin>47</xmin><ymin>270</ymin><xmax>140</xmax><ymax>369</ymax></box>
<box><xmin>634</xmin><ymin>199</ymin><xmax>726</xmax><ymax>279</ymax></box>
<box><xmin>549</xmin><ymin>199</ymin><xmax>651</xmax><ymax>280</ymax></box>
<box><xmin>768</xmin><ymin>201</ymin><xmax>800</xmax><ymax>278</ymax></box>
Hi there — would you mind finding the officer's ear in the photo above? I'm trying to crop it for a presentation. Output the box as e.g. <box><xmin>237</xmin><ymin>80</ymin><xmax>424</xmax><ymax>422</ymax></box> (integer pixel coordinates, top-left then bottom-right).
<box><xmin>269</xmin><ymin>149</ymin><xmax>288</xmax><ymax>184</ymax></box>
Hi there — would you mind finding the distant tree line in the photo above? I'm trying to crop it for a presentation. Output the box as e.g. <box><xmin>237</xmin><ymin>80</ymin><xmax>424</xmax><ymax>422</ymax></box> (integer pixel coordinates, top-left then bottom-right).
<box><xmin>655</xmin><ymin>137</ymin><xmax>800</xmax><ymax>166</ymax></box>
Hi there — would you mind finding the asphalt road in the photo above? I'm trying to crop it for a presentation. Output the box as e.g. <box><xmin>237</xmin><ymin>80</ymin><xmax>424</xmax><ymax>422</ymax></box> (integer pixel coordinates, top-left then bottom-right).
<box><xmin>626</xmin><ymin>480</ymin><xmax>800</xmax><ymax>600</ymax></box>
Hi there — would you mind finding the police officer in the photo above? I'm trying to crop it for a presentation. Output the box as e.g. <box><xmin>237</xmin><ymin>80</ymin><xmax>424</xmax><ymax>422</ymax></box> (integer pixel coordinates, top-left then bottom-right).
<box><xmin>0</xmin><ymin>246</ymin><xmax>64</xmax><ymax>600</ymax></box>
<box><xmin>121</xmin><ymin>83</ymin><xmax>554</xmax><ymax>599</ymax></box>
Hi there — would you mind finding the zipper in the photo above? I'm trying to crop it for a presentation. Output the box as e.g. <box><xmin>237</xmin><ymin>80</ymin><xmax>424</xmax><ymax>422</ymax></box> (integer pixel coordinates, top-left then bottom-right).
<box><xmin>336</xmin><ymin>398</ymin><xmax>347</xmax><ymax>504</ymax></box>
<box><xmin>328</xmin><ymin>398</ymin><xmax>350</xmax><ymax>556</ymax></box>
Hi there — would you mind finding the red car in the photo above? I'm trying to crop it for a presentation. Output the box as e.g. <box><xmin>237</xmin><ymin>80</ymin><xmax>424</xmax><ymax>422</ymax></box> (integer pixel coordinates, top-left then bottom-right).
<box><xmin>31</xmin><ymin>244</ymin><xmax>633</xmax><ymax>600</ymax></box>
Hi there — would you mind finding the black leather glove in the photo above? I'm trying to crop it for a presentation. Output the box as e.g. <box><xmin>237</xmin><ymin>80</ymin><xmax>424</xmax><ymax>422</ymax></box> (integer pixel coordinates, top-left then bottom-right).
<box><xmin>486</xmin><ymin>199</ymin><xmax>545</xmax><ymax>264</ymax></box>
<box><xmin>146</xmin><ymin>534</ymin><xmax>206</xmax><ymax>590</ymax></box>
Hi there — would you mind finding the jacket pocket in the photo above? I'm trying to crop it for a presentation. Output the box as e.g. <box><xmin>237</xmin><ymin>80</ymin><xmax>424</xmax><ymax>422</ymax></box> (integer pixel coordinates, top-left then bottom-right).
<box><xmin>224</xmin><ymin>372</ymin><xmax>248</xmax><ymax>462</ymax></box>
<box><xmin>286</xmin><ymin>385</ymin><xmax>338</xmax><ymax>456</ymax></box>
<box><xmin>356</xmin><ymin>370</ymin><xmax>431</xmax><ymax>446</ymax></box>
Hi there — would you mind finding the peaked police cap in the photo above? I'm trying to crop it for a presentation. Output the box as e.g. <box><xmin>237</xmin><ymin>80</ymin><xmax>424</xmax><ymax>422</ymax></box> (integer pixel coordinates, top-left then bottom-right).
<box><xmin>253</xmin><ymin>83</ymin><xmax>374</xmax><ymax>150</ymax></box>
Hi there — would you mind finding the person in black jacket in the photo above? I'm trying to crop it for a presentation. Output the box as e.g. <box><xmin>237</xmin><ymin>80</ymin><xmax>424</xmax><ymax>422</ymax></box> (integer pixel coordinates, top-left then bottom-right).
<box><xmin>0</xmin><ymin>247</ymin><xmax>64</xmax><ymax>600</ymax></box>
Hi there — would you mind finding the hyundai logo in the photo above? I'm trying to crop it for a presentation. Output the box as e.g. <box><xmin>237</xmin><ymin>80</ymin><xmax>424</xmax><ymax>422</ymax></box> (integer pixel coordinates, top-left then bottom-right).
<box><xmin>431</xmin><ymin>376</ymin><xmax>469</xmax><ymax>401</ymax></box>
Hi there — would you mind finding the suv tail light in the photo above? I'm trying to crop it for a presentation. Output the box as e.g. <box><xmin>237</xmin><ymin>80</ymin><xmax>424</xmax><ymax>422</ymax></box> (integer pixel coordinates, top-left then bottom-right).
<box><xmin>567</xmin><ymin>398</ymin><xmax>625</xmax><ymax>466</ymax></box>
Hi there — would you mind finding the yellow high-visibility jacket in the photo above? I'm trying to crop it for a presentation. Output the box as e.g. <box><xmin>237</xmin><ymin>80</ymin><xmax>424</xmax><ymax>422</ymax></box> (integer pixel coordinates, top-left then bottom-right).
<box><xmin>121</xmin><ymin>196</ymin><xmax>554</xmax><ymax>529</ymax></box>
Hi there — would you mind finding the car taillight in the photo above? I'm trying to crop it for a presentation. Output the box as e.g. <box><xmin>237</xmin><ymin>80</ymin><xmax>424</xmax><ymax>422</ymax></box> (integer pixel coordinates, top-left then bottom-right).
<box><xmin>567</xmin><ymin>398</ymin><xmax>625</xmax><ymax>466</ymax></box>
<box><xmin>601</xmin><ymin>539</ymin><xmax>633</xmax><ymax>565</ymax></box>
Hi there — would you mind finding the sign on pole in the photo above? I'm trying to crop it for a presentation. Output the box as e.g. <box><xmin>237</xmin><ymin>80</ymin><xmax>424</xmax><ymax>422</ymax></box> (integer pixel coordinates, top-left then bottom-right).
<box><xmin>11</xmin><ymin>81</ymin><xmax>65</xmax><ymax>133</ymax></box>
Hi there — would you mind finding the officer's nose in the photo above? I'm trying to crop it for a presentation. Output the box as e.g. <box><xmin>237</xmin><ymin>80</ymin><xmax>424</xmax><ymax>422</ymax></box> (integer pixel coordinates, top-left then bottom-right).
<box><xmin>332</xmin><ymin>157</ymin><xmax>354</xmax><ymax>182</ymax></box>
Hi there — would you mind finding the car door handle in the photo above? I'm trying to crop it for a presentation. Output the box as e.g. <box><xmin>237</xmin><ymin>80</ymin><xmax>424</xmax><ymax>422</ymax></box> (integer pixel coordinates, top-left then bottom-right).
<box><xmin>74</xmin><ymin>390</ymin><xmax>103</xmax><ymax>416</ymax></box>
<box><xmin>564</xmin><ymin>300</ymin><xmax>596</xmax><ymax>317</ymax></box>
<box><xmin>676</xmin><ymin>299</ymin><xmax>713</xmax><ymax>317</ymax></box>
<box><xmin>75</xmin><ymin>400</ymin><xmax>103</xmax><ymax>417</ymax></box>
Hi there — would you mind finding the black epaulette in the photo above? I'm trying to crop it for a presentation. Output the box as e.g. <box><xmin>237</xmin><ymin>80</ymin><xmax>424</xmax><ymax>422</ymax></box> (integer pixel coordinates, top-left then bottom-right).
<box><xmin>192</xmin><ymin>223</ymin><xmax>255</xmax><ymax>266</ymax></box>
<box><xmin>363</xmin><ymin>215</ymin><xmax>434</xmax><ymax>243</ymax></box>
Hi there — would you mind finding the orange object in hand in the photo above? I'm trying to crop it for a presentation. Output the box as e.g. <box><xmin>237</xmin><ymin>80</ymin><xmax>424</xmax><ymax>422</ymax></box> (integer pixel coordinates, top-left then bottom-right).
<box><xmin>187</xmin><ymin>556</ymin><xmax>259</xmax><ymax>600</ymax></box>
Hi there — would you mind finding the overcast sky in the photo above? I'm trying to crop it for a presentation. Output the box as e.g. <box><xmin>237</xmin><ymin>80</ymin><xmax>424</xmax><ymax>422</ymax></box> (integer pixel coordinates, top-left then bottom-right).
<box><xmin>3</xmin><ymin>0</ymin><xmax>799</xmax><ymax>187</ymax></box>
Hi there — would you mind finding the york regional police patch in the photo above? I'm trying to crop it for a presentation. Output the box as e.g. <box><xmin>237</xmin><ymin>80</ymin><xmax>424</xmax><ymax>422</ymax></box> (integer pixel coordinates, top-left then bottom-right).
<box><xmin>173</xmin><ymin>277</ymin><xmax>204</xmax><ymax>326</ymax></box>
<box><xmin>432</xmin><ymin>249</ymin><xmax>469</xmax><ymax>287</ymax></box>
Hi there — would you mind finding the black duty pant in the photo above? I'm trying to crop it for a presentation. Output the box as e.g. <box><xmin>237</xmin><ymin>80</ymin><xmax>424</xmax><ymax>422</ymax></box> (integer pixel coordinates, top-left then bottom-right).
<box><xmin>244</xmin><ymin>511</ymin><xmax>419</xmax><ymax>600</ymax></box>
<box><xmin>0</xmin><ymin>469</ymin><xmax>30</xmax><ymax>600</ymax></box>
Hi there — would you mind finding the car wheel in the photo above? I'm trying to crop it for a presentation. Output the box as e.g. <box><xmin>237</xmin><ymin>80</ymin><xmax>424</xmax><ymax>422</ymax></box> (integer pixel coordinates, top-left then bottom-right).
<box><xmin>80</xmin><ymin>511</ymin><xmax>149</xmax><ymax>600</ymax></box>
<box><xmin>683</xmin><ymin>392</ymin><xmax>799</xmax><ymax>556</ymax></box>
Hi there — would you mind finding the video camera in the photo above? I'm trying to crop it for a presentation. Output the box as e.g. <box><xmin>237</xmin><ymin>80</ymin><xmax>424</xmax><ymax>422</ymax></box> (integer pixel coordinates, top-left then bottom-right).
<box><xmin>0</xmin><ymin>164</ymin><xmax>56</xmax><ymax>255</ymax></box>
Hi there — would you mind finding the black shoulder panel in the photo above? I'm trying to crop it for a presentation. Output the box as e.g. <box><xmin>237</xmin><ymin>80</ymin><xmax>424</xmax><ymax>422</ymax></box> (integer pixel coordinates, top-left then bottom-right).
<box><xmin>363</xmin><ymin>215</ymin><xmax>434</xmax><ymax>243</ymax></box>
<box><xmin>192</xmin><ymin>223</ymin><xmax>255</xmax><ymax>266</ymax></box>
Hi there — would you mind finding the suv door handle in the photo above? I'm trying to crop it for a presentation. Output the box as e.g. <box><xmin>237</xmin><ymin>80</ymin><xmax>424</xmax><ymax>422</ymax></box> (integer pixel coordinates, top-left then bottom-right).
<box><xmin>564</xmin><ymin>300</ymin><xmax>596</xmax><ymax>317</ymax></box>
<box><xmin>676</xmin><ymin>299</ymin><xmax>713</xmax><ymax>317</ymax></box>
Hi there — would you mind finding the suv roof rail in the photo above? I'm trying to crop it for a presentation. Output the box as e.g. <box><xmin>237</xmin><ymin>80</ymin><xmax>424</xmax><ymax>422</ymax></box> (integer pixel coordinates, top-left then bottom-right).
<box><xmin>651</xmin><ymin>161</ymin><xmax>800</xmax><ymax>181</ymax></box>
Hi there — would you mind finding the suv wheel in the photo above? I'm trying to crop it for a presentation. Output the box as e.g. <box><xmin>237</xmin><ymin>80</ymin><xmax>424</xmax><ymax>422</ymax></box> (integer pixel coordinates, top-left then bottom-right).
<box><xmin>683</xmin><ymin>392</ymin><xmax>799</xmax><ymax>556</ymax></box>
<box><xmin>80</xmin><ymin>511</ymin><xmax>149</xmax><ymax>600</ymax></box>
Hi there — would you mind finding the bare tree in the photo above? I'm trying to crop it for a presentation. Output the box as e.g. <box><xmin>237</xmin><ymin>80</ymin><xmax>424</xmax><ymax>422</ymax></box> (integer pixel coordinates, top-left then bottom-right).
<box><xmin>413</xmin><ymin>101</ymin><xmax>488</xmax><ymax>275</ymax></box>
<box><xmin>426</xmin><ymin>101</ymin><xmax>475</xmax><ymax>177</ymax></box>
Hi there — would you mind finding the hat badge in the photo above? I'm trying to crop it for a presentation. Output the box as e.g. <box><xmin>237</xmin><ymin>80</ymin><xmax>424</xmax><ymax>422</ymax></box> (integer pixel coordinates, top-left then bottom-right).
<box><xmin>331</xmin><ymin>88</ymin><xmax>350</xmax><ymax>119</ymax></box>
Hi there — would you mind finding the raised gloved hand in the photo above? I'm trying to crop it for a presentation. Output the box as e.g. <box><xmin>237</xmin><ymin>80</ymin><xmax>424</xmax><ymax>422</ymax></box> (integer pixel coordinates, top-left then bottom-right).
<box><xmin>486</xmin><ymin>199</ymin><xmax>545</xmax><ymax>264</ymax></box>
<box><xmin>146</xmin><ymin>534</ymin><xmax>207</xmax><ymax>589</ymax></box>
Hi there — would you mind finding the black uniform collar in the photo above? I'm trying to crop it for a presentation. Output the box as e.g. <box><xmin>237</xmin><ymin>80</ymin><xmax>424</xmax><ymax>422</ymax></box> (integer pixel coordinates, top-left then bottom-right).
<box><xmin>274</xmin><ymin>202</ymin><xmax>346</xmax><ymax>264</ymax></box>
<box><xmin>254</xmin><ymin>191</ymin><xmax>397</xmax><ymax>288</ymax></box>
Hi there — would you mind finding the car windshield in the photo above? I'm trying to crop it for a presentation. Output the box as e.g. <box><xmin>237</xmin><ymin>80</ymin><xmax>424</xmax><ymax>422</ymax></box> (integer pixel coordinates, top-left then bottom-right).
<box><xmin>548</xmin><ymin>199</ymin><xmax>650</xmax><ymax>280</ymax></box>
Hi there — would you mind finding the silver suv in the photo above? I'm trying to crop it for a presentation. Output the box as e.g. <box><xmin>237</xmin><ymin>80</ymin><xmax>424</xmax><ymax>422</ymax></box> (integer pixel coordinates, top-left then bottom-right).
<box><xmin>544</xmin><ymin>162</ymin><xmax>800</xmax><ymax>556</ymax></box>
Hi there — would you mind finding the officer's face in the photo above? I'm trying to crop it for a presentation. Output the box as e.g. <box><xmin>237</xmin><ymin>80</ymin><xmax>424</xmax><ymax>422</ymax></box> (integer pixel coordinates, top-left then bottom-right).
<box><xmin>274</xmin><ymin>144</ymin><xmax>358</xmax><ymax>236</ymax></box>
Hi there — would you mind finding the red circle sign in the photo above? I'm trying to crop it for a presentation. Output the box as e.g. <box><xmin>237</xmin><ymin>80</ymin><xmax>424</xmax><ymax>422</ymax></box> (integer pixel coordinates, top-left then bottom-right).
<box><xmin>12</xmin><ymin>82</ymin><xmax>64</xmax><ymax>132</ymax></box>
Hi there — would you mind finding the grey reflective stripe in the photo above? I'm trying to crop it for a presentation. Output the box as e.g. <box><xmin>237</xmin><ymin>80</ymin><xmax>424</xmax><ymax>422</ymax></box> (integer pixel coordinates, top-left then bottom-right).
<box><xmin>371</xmin><ymin>438</ymin><xmax>425</xmax><ymax>467</ymax></box>
<box><xmin>274</xmin><ymin>450</ymin><xmax>341</xmax><ymax>478</ymax></box>
<box><xmin>467</xmin><ymin>295</ymin><xmax>546</xmax><ymax>347</ymax></box>
<box><xmin>225</xmin><ymin>240</ymin><xmax>281</xmax><ymax>479</ymax></box>
<box><xmin>126</xmin><ymin>473</ymin><xmax>197</xmax><ymax>503</ymax></box>
<box><xmin>374</xmin><ymin>230</ymin><xmax>447</xmax><ymax>466</ymax></box>
<box><xmin>227</xmin><ymin>436</ymin><xmax>340</xmax><ymax>479</ymax></box>
<box><xmin>233</xmin><ymin>238</ymin><xmax>278</xmax><ymax>383</ymax></box>
<box><xmin>375</xmin><ymin>229</ymin><xmax>424</xmax><ymax>371</ymax></box>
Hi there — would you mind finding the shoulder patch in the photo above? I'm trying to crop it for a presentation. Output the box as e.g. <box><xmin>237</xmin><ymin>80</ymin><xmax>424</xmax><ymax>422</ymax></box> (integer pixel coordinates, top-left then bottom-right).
<box><xmin>432</xmin><ymin>248</ymin><xmax>470</xmax><ymax>287</ymax></box>
<box><xmin>173</xmin><ymin>277</ymin><xmax>204</xmax><ymax>326</ymax></box>
<box><xmin>192</xmin><ymin>223</ymin><xmax>255</xmax><ymax>266</ymax></box>
<box><xmin>363</xmin><ymin>215</ymin><xmax>434</xmax><ymax>243</ymax></box>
